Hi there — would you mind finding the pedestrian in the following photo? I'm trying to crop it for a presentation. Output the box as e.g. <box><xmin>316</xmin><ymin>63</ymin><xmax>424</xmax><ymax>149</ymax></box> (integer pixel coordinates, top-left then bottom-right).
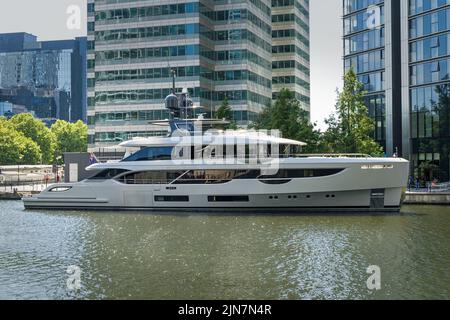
<box><xmin>89</xmin><ymin>152</ymin><xmax>98</xmax><ymax>165</ymax></box>
<box><xmin>44</xmin><ymin>172</ymin><xmax>49</xmax><ymax>187</ymax></box>
<box><xmin>408</xmin><ymin>176</ymin><xmax>414</xmax><ymax>191</ymax></box>
<box><xmin>415</xmin><ymin>178</ymin><xmax>420</xmax><ymax>190</ymax></box>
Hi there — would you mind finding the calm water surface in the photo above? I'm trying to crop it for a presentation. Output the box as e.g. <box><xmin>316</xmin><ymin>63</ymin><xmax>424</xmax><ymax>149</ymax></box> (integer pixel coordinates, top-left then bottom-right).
<box><xmin>0</xmin><ymin>201</ymin><xmax>449</xmax><ymax>300</ymax></box>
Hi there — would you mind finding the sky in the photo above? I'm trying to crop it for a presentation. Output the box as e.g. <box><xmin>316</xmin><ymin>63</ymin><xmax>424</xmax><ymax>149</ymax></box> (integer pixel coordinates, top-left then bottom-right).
<box><xmin>0</xmin><ymin>0</ymin><xmax>343</xmax><ymax>130</ymax></box>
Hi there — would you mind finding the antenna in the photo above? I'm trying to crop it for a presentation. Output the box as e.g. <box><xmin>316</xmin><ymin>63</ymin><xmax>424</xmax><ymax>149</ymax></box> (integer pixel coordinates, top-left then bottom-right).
<box><xmin>171</xmin><ymin>69</ymin><xmax>176</xmax><ymax>94</ymax></box>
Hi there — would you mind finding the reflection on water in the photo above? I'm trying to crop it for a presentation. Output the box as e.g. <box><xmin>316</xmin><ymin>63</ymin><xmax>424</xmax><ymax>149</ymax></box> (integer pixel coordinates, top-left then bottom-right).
<box><xmin>0</xmin><ymin>201</ymin><xmax>449</xmax><ymax>300</ymax></box>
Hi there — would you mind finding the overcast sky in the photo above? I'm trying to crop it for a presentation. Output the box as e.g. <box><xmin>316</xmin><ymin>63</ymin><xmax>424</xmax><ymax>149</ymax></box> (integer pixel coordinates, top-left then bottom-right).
<box><xmin>0</xmin><ymin>0</ymin><xmax>343</xmax><ymax>130</ymax></box>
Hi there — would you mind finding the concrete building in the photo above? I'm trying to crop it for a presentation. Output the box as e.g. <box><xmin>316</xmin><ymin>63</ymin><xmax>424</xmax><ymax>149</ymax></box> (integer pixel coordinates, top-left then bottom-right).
<box><xmin>87</xmin><ymin>0</ymin><xmax>311</xmax><ymax>148</ymax></box>
<box><xmin>0</xmin><ymin>33</ymin><xmax>87</xmax><ymax>123</ymax></box>
<box><xmin>343</xmin><ymin>0</ymin><xmax>450</xmax><ymax>181</ymax></box>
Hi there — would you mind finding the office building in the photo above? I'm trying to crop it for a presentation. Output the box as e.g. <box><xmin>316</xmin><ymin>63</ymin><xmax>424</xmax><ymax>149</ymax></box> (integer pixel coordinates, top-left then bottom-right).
<box><xmin>87</xmin><ymin>0</ymin><xmax>311</xmax><ymax>148</ymax></box>
<box><xmin>0</xmin><ymin>101</ymin><xmax>12</xmax><ymax>117</ymax></box>
<box><xmin>343</xmin><ymin>0</ymin><xmax>450</xmax><ymax>181</ymax></box>
<box><xmin>272</xmin><ymin>0</ymin><xmax>310</xmax><ymax>114</ymax></box>
<box><xmin>0</xmin><ymin>32</ymin><xmax>87</xmax><ymax>123</ymax></box>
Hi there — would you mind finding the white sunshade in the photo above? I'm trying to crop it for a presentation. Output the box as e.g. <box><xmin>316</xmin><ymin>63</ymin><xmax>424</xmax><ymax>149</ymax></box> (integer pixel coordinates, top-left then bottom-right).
<box><xmin>119</xmin><ymin>131</ymin><xmax>307</xmax><ymax>148</ymax></box>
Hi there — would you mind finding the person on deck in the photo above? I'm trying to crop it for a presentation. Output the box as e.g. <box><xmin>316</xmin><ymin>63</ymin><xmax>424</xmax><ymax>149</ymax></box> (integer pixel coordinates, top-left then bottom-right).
<box><xmin>89</xmin><ymin>153</ymin><xmax>98</xmax><ymax>165</ymax></box>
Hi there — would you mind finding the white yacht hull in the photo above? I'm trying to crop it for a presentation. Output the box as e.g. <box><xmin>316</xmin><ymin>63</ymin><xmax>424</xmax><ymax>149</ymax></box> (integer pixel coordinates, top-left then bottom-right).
<box><xmin>23</xmin><ymin>158</ymin><xmax>409</xmax><ymax>213</ymax></box>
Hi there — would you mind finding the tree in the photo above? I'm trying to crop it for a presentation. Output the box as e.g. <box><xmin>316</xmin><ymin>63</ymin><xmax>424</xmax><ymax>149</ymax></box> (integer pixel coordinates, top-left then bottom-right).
<box><xmin>252</xmin><ymin>89</ymin><xmax>324</xmax><ymax>153</ymax></box>
<box><xmin>323</xmin><ymin>68</ymin><xmax>383</xmax><ymax>156</ymax></box>
<box><xmin>51</xmin><ymin>120</ymin><xmax>88</xmax><ymax>163</ymax></box>
<box><xmin>216</xmin><ymin>97</ymin><xmax>232</xmax><ymax>120</ymax></box>
<box><xmin>216</xmin><ymin>97</ymin><xmax>238</xmax><ymax>130</ymax></box>
<box><xmin>0</xmin><ymin>126</ymin><xmax>42</xmax><ymax>165</ymax></box>
<box><xmin>10</xmin><ymin>113</ymin><xmax>56</xmax><ymax>164</ymax></box>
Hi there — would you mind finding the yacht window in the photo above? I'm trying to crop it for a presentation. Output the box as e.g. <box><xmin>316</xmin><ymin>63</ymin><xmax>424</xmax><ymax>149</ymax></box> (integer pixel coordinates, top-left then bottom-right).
<box><xmin>48</xmin><ymin>186</ymin><xmax>72</xmax><ymax>192</ymax></box>
<box><xmin>122</xmin><ymin>147</ymin><xmax>173</xmax><ymax>162</ymax></box>
<box><xmin>88</xmin><ymin>169</ymin><xmax>130</xmax><ymax>180</ymax></box>
<box><xmin>208</xmin><ymin>195</ymin><xmax>249</xmax><ymax>202</ymax></box>
<box><xmin>118</xmin><ymin>171</ymin><xmax>184</xmax><ymax>184</ymax></box>
<box><xmin>174</xmin><ymin>170</ymin><xmax>234</xmax><ymax>184</ymax></box>
<box><xmin>155</xmin><ymin>195</ymin><xmax>189</xmax><ymax>202</ymax></box>
<box><xmin>258</xmin><ymin>169</ymin><xmax>344</xmax><ymax>179</ymax></box>
<box><xmin>116</xmin><ymin>168</ymin><xmax>345</xmax><ymax>185</ymax></box>
<box><xmin>259</xmin><ymin>179</ymin><xmax>291</xmax><ymax>185</ymax></box>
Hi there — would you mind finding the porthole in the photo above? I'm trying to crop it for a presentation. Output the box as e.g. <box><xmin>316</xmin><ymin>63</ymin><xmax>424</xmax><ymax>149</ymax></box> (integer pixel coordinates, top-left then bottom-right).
<box><xmin>48</xmin><ymin>186</ymin><xmax>72</xmax><ymax>192</ymax></box>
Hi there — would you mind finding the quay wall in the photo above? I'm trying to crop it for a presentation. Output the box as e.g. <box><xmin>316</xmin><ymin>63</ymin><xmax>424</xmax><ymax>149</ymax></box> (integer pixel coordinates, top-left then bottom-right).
<box><xmin>403</xmin><ymin>193</ymin><xmax>450</xmax><ymax>205</ymax></box>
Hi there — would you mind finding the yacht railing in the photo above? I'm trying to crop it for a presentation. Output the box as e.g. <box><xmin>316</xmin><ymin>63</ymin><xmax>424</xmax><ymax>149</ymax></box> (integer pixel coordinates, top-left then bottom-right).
<box><xmin>118</xmin><ymin>179</ymin><xmax>232</xmax><ymax>185</ymax></box>
<box><xmin>408</xmin><ymin>181</ymin><xmax>450</xmax><ymax>193</ymax></box>
<box><xmin>281</xmin><ymin>153</ymin><xmax>372</xmax><ymax>159</ymax></box>
<box><xmin>95</xmin><ymin>153</ymin><xmax>375</xmax><ymax>165</ymax></box>
<box><xmin>116</xmin><ymin>177</ymin><xmax>296</xmax><ymax>185</ymax></box>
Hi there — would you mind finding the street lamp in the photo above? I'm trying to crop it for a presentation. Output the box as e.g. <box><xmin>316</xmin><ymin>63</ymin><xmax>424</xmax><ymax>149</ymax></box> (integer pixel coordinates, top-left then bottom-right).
<box><xmin>55</xmin><ymin>151</ymin><xmax>62</xmax><ymax>183</ymax></box>
<box><xmin>17</xmin><ymin>154</ymin><xmax>23</xmax><ymax>188</ymax></box>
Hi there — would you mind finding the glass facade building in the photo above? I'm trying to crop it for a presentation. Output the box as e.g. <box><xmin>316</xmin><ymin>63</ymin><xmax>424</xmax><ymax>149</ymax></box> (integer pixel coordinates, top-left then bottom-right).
<box><xmin>406</xmin><ymin>0</ymin><xmax>450</xmax><ymax>181</ymax></box>
<box><xmin>0</xmin><ymin>33</ymin><xmax>87</xmax><ymax>123</ymax></box>
<box><xmin>344</xmin><ymin>0</ymin><xmax>450</xmax><ymax>181</ymax></box>
<box><xmin>88</xmin><ymin>0</ymin><xmax>310</xmax><ymax>148</ymax></box>
<box><xmin>343</xmin><ymin>0</ymin><xmax>387</xmax><ymax>150</ymax></box>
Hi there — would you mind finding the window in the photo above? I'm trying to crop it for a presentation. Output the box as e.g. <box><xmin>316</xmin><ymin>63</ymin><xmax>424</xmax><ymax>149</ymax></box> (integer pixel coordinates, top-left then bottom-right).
<box><xmin>208</xmin><ymin>196</ymin><xmax>249</xmax><ymax>202</ymax></box>
<box><xmin>48</xmin><ymin>186</ymin><xmax>72</xmax><ymax>192</ymax></box>
<box><xmin>87</xmin><ymin>169</ymin><xmax>130</xmax><ymax>180</ymax></box>
<box><xmin>122</xmin><ymin>147</ymin><xmax>173</xmax><ymax>161</ymax></box>
<box><xmin>259</xmin><ymin>179</ymin><xmax>291</xmax><ymax>185</ymax></box>
<box><xmin>118</xmin><ymin>171</ymin><xmax>182</xmax><ymax>184</ymax></box>
<box><xmin>174</xmin><ymin>170</ymin><xmax>234</xmax><ymax>184</ymax></box>
<box><xmin>155</xmin><ymin>196</ymin><xmax>189</xmax><ymax>202</ymax></box>
<box><xmin>258</xmin><ymin>169</ymin><xmax>345</xmax><ymax>179</ymax></box>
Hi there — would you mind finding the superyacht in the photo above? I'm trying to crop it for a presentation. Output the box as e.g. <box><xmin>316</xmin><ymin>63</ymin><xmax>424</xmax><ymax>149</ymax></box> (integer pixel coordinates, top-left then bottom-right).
<box><xmin>23</xmin><ymin>89</ymin><xmax>409</xmax><ymax>212</ymax></box>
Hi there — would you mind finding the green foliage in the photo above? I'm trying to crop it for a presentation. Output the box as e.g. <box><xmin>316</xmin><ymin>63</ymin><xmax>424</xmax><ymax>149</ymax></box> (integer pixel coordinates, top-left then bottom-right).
<box><xmin>252</xmin><ymin>89</ymin><xmax>324</xmax><ymax>153</ymax></box>
<box><xmin>323</xmin><ymin>68</ymin><xmax>383</xmax><ymax>156</ymax></box>
<box><xmin>216</xmin><ymin>97</ymin><xmax>232</xmax><ymax>120</ymax></box>
<box><xmin>0</xmin><ymin>126</ymin><xmax>42</xmax><ymax>165</ymax></box>
<box><xmin>10</xmin><ymin>113</ymin><xmax>56</xmax><ymax>163</ymax></box>
<box><xmin>0</xmin><ymin>114</ymin><xmax>88</xmax><ymax>165</ymax></box>
<box><xmin>51</xmin><ymin>120</ymin><xmax>88</xmax><ymax>163</ymax></box>
<box><xmin>216</xmin><ymin>97</ymin><xmax>239</xmax><ymax>130</ymax></box>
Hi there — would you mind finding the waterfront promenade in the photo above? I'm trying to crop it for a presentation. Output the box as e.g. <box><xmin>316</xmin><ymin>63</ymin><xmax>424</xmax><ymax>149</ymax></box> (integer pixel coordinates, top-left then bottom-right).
<box><xmin>0</xmin><ymin>165</ymin><xmax>57</xmax><ymax>199</ymax></box>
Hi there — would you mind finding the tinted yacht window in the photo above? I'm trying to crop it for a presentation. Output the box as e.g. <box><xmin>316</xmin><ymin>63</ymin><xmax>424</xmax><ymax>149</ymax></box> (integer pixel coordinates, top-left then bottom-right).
<box><xmin>259</xmin><ymin>169</ymin><xmax>344</xmax><ymax>179</ymax></box>
<box><xmin>122</xmin><ymin>147</ymin><xmax>173</xmax><ymax>162</ymax></box>
<box><xmin>88</xmin><ymin>169</ymin><xmax>130</xmax><ymax>180</ymax></box>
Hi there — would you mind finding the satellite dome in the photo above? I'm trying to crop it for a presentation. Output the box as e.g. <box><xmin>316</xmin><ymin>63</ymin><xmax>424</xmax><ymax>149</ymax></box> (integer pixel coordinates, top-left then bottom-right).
<box><xmin>165</xmin><ymin>93</ymin><xmax>178</xmax><ymax>110</ymax></box>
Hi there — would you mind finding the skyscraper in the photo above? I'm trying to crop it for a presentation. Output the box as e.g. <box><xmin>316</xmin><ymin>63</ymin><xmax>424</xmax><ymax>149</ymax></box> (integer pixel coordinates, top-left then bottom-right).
<box><xmin>0</xmin><ymin>33</ymin><xmax>87</xmax><ymax>123</ymax></box>
<box><xmin>272</xmin><ymin>0</ymin><xmax>310</xmax><ymax>115</ymax></box>
<box><xmin>343</xmin><ymin>0</ymin><xmax>388</xmax><ymax>151</ymax></box>
<box><xmin>343</xmin><ymin>0</ymin><xmax>450</xmax><ymax>181</ymax></box>
<box><xmin>87</xmin><ymin>0</ymin><xmax>311</xmax><ymax>148</ymax></box>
